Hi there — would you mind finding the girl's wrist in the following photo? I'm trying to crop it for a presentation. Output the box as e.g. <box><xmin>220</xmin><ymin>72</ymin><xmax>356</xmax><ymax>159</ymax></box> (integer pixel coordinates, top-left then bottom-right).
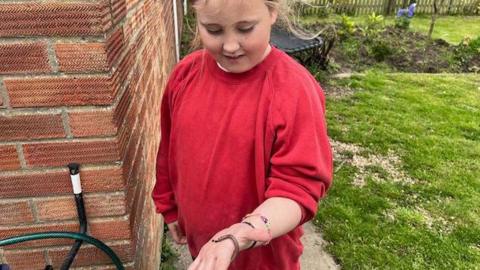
<box><xmin>241</xmin><ymin>213</ymin><xmax>273</xmax><ymax>246</ymax></box>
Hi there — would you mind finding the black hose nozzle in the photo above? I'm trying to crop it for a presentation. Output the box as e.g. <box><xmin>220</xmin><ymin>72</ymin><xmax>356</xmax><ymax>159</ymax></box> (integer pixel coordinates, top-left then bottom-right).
<box><xmin>68</xmin><ymin>163</ymin><xmax>80</xmax><ymax>175</ymax></box>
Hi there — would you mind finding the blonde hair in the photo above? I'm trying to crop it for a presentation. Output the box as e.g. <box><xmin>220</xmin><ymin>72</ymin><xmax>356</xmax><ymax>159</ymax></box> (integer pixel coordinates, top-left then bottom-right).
<box><xmin>187</xmin><ymin>0</ymin><xmax>300</xmax><ymax>50</ymax></box>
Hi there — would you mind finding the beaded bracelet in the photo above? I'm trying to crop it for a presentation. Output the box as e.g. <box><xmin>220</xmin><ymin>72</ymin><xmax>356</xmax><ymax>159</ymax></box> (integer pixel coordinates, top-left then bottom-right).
<box><xmin>242</xmin><ymin>213</ymin><xmax>272</xmax><ymax>245</ymax></box>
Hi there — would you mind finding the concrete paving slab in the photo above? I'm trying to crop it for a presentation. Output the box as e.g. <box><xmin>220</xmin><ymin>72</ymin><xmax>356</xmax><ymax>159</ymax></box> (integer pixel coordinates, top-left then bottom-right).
<box><xmin>166</xmin><ymin>221</ymin><xmax>340</xmax><ymax>269</ymax></box>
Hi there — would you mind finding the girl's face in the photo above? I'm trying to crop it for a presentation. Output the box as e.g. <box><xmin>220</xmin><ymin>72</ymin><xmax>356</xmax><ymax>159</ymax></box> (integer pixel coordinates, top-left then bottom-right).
<box><xmin>195</xmin><ymin>0</ymin><xmax>278</xmax><ymax>73</ymax></box>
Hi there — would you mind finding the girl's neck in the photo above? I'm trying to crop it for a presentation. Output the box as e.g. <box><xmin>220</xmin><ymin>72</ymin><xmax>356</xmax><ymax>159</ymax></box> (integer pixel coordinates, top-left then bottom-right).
<box><xmin>216</xmin><ymin>45</ymin><xmax>272</xmax><ymax>73</ymax></box>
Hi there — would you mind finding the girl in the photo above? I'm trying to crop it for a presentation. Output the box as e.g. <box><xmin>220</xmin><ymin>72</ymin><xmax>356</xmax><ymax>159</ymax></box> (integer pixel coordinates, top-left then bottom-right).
<box><xmin>152</xmin><ymin>0</ymin><xmax>333</xmax><ymax>269</ymax></box>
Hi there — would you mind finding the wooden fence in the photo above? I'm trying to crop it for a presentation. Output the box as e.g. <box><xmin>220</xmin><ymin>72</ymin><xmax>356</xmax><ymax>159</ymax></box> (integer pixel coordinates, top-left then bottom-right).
<box><xmin>298</xmin><ymin>0</ymin><xmax>480</xmax><ymax>16</ymax></box>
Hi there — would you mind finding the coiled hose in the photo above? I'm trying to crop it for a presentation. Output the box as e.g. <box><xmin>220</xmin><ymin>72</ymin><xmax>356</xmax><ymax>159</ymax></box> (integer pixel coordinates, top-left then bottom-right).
<box><xmin>0</xmin><ymin>232</ymin><xmax>124</xmax><ymax>270</ymax></box>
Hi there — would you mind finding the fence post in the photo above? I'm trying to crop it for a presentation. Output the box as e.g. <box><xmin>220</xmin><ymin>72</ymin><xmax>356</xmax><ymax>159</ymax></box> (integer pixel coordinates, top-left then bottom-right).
<box><xmin>447</xmin><ymin>0</ymin><xmax>454</xmax><ymax>14</ymax></box>
<box><xmin>384</xmin><ymin>0</ymin><xmax>395</xmax><ymax>15</ymax></box>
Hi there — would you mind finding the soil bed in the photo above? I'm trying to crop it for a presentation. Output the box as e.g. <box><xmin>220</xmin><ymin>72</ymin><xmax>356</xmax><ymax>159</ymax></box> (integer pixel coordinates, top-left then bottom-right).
<box><xmin>305</xmin><ymin>24</ymin><xmax>479</xmax><ymax>73</ymax></box>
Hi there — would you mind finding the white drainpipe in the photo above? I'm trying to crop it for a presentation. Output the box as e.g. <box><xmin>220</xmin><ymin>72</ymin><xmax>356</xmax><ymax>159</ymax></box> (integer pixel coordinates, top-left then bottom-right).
<box><xmin>173</xmin><ymin>0</ymin><xmax>180</xmax><ymax>62</ymax></box>
<box><xmin>184</xmin><ymin>0</ymin><xmax>188</xmax><ymax>17</ymax></box>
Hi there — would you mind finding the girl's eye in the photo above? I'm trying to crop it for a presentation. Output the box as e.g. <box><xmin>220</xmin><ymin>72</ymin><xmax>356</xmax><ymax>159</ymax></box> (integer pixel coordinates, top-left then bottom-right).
<box><xmin>207</xmin><ymin>29</ymin><xmax>223</xmax><ymax>35</ymax></box>
<box><xmin>238</xmin><ymin>27</ymin><xmax>254</xmax><ymax>33</ymax></box>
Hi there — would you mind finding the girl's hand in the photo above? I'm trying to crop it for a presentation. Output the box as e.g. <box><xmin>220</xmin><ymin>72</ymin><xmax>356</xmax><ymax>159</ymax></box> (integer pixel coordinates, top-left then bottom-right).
<box><xmin>167</xmin><ymin>221</ymin><xmax>187</xmax><ymax>245</ymax></box>
<box><xmin>187</xmin><ymin>223</ymin><xmax>271</xmax><ymax>270</ymax></box>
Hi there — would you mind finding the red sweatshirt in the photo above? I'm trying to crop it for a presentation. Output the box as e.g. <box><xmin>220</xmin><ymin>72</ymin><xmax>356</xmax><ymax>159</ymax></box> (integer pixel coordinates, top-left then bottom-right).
<box><xmin>152</xmin><ymin>47</ymin><xmax>333</xmax><ymax>270</ymax></box>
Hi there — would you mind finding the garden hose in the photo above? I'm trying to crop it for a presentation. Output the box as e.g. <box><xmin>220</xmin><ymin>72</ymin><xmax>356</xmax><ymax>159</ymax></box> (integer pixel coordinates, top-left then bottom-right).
<box><xmin>0</xmin><ymin>232</ymin><xmax>124</xmax><ymax>270</ymax></box>
<box><xmin>60</xmin><ymin>163</ymin><xmax>87</xmax><ymax>270</ymax></box>
<box><xmin>0</xmin><ymin>163</ymin><xmax>124</xmax><ymax>269</ymax></box>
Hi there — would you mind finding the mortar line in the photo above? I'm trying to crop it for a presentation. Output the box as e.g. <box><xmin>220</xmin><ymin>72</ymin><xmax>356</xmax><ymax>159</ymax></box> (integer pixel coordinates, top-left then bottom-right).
<box><xmin>0</xmin><ymin>191</ymin><xmax>126</xmax><ymax>204</ymax></box>
<box><xmin>46</xmin><ymin>39</ymin><xmax>59</xmax><ymax>73</ymax></box>
<box><xmin>0</xmin><ymin>248</ymin><xmax>5</xmax><ymax>264</ymax></box>
<box><xmin>44</xmin><ymin>250</ymin><xmax>52</xmax><ymax>267</ymax></box>
<box><xmin>0</xmin><ymin>36</ymin><xmax>106</xmax><ymax>44</ymax></box>
<box><xmin>0</xmin><ymin>214</ymin><xmax>130</xmax><ymax>231</ymax></box>
<box><xmin>0</xmin><ymin>106</ymin><xmax>109</xmax><ymax>116</ymax></box>
<box><xmin>0</xmin><ymin>78</ymin><xmax>11</xmax><ymax>109</ymax></box>
<box><xmin>61</xmin><ymin>108</ymin><xmax>74</xmax><ymax>139</ymax></box>
<box><xmin>29</xmin><ymin>198</ymin><xmax>40</xmax><ymax>223</ymax></box>
<box><xmin>15</xmin><ymin>144</ymin><xmax>27</xmax><ymax>169</ymax></box>
<box><xmin>0</xmin><ymin>136</ymin><xmax>117</xmax><ymax>146</ymax></box>
<box><xmin>3</xmin><ymin>239</ymin><xmax>130</xmax><ymax>254</ymax></box>
<box><xmin>0</xmin><ymin>163</ymin><xmax>122</xmax><ymax>177</ymax></box>
<box><xmin>0</xmin><ymin>108</ymin><xmax>63</xmax><ymax>117</ymax></box>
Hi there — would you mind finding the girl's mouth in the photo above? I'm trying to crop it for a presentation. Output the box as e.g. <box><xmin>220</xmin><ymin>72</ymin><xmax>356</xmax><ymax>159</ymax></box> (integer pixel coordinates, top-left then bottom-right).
<box><xmin>224</xmin><ymin>55</ymin><xmax>243</xmax><ymax>60</ymax></box>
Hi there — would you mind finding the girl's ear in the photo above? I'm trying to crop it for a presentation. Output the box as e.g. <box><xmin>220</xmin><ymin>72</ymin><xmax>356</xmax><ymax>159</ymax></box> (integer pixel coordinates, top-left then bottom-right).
<box><xmin>269</xmin><ymin>8</ymin><xmax>278</xmax><ymax>25</ymax></box>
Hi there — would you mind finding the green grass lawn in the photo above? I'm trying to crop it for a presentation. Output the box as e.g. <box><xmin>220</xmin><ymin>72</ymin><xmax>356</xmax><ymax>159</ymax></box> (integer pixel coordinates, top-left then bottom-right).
<box><xmin>316</xmin><ymin>72</ymin><xmax>480</xmax><ymax>269</ymax></box>
<box><xmin>301</xmin><ymin>14</ymin><xmax>480</xmax><ymax>44</ymax></box>
<box><xmin>407</xmin><ymin>15</ymin><xmax>480</xmax><ymax>44</ymax></box>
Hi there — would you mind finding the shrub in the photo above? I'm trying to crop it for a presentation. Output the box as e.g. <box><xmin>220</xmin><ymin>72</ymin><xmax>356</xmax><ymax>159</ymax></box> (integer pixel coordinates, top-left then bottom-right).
<box><xmin>338</xmin><ymin>15</ymin><xmax>356</xmax><ymax>38</ymax></box>
<box><xmin>341</xmin><ymin>37</ymin><xmax>361</xmax><ymax>59</ymax></box>
<box><xmin>454</xmin><ymin>36</ymin><xmax>480</xmax><ymax>70</ymax></box>
<box><xmin>361</xmin><ymin>12</ymin><xmax>385</xmax><ymax>40</ymax></box>
<box><xmin>369</xmin><ymin>39</ymin><xmax>395</xmax><ymax>61</ymax></box>
<box><xmin>394</xmin><ymin>16</ymin><xmax>411</xmax><ymax>30</ymax></box>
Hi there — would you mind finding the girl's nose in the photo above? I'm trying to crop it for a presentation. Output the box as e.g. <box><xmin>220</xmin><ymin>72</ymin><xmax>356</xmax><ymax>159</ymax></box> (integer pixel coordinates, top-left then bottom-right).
<box><xmin>223</xmin><ymin>37</ymin><xmax>240</xmax><ymax>54</ymax></box>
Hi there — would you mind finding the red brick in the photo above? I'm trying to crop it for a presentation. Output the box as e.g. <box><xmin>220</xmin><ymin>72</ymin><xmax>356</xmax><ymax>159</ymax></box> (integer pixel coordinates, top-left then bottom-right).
<box><xmin>0</xmin><ymin>167</ymin><xmax>124</xmax><ymax>199</ymax></box>
<box><xmin>0</xmin><ymin>201</ymin><xmax>34</xmax><ymax>226</ymax></box>
<box><xmin>48</xmin><ymin>242</ymin><xmax>133</xmax><ymax>268</ymax></box>
<box><xmin>3</xmin><ymin>249</ymin><xmax>46</xmax><ymax>270</ymax></box>
<box><xmin>122</xmin><ymin>114</ymin><xmax>145</xmax><ymax>173</ymax></box>
<box><xmin>90</xmin><ymin>218</ymin><xmax>131</xmax><ymax>241</ymax></box>
<box><xmin>36</xmin><ymin>193</ymin><xmax>126</xmax><ymax>222</ymax></box>
<box><xmin>117</xmin><ymin>64</ymin><xmax>150</xmax><ymax>160</ymax></box>
<box><xmin>113</xmin><ymin>66</ymin><xmax>140</xmax><ymax>127</ymax></box>
<box><xmin>120</xmin><ymin>119</ymin><xmax>142</xmax><ymax>170</ymax></box>
<box><xmin>5</xmin><ymin>76</ymin><xmax>113</xmax><ymax>108</ymax></box>
<box><xmin>68</xmin><ymin>110</ymin><xmax>117</xmax><ymax>137</ymax></box>
<box><xmin>0</xmin><ymin>145</ymin><xmax>20</xmax><ymax>171</ymax></box>
<box><xmin>0</xmin><ymin>113</ymin><xmax>65</xmax><ymax>141</ymax></box>
<box><xmin>123</xmin><ymin>2</ymin><xmax>148</xmax><ymax>40</ymax></box>
<box><xmin>111</xmin><ymin>0</ymin><xmax>127</xmax><ymax>26</ymax></box>
<box><xmin>0</xmin><ymin>218</ymin><xmax>130</xmax><ymax>249</ymax></box>
<box><xmin>129</xmin><ymin>172</ymin><xmax>147</xmax><ymax>231</ymax></box>
<box><xmin>52</xmin><ymin>28</ymin><xmax>126</xmax><ymax>74</ymax></box>
<box><xmin>55</xmin><ymin>43</ymin><xmax>109</xmax><ymax>73</ymax></box>
<box><xmin>126</xmin><ymin>0</ymin><xmax>142</xmax><ymax>11</ymax></box>
<box><xmin>131</xmin><ymin>200</ymin><xmax>161</xmax><ymax>270</ymax></box>
<box><xmin>106</xmin><ymin>28</ymin><xmax>126</xmax><ymax>67</ymax></box>
<box><xmin>0</xmin><ymin>2</ymin><xmax>111</xmax><ymax>37</ymax></box>
<box><xmin>125</xmin><ymin>143</ymin><xmax>145</xmax><ymax>212</ymax></box>
<box><xmin>0</xmin><ymin>42</ymin><xmax>51</xmax><ymax>74</ymax></box>
<box><xmin>111</xmin><ymin>47</ymin><xmax>135</xmax><ymax>98</ymax></box>
<box><xmin>23</xmin><ymin>140</ymin><xmax>120</xmax><ymax>168</ymax></box>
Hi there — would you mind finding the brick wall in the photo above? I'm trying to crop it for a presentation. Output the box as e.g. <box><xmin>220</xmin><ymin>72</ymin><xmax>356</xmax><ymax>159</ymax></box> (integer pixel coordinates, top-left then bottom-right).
<box><xmin>0</xmin><ymin>0</ymin><xmax>178</xmax><ymax>269</ymax></box>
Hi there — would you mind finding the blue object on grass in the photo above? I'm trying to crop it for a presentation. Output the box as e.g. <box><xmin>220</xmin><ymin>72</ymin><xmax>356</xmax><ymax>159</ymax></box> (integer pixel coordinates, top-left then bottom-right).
<box><xmin>397</xmin><ymin>2</ymin><xmax>417</xmax><ymax>18</ymax></box>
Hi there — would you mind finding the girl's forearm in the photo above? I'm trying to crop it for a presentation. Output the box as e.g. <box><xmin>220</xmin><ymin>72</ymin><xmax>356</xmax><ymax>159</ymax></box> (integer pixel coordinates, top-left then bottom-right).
<box><xmin>244</xmin><ymin>197</ymin><xmax>302</xmax><ymax>239</ymax></box>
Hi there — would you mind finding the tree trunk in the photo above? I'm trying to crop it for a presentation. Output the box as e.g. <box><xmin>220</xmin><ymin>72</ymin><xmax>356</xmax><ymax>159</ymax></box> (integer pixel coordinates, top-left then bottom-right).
<box><xmin>428</xmin><ymin>0</ymin><xmax>446</xmax><ymax>38</ymax></box>
<box><xmin>428</xmin><ymin>14</ymin><xmax>436</xmax><ymax>39</ymax></box>
<box><xmin>428</xmin><ymin>0</ymin><xmax>436</xmax><ymax>38</ymax></box>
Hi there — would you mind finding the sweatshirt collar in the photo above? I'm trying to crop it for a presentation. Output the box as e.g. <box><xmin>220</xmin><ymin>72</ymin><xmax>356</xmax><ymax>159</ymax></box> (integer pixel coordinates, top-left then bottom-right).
<box><xmin>205</xmin><ymin>45</ymin><xmax>280</xmax><ymax>84</ymax></box>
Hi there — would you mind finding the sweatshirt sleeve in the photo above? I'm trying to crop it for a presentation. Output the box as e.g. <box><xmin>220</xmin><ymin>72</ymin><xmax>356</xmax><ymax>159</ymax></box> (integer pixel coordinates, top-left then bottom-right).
<box><xmin>265</xmin><ymin>77</ymin><xmax>333</xmax><ymax>225</ymax></box>
<box><xmin>151</xmin><ymin>75</ymin><xmax>178</xmax><ymax>224</ymax></box>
